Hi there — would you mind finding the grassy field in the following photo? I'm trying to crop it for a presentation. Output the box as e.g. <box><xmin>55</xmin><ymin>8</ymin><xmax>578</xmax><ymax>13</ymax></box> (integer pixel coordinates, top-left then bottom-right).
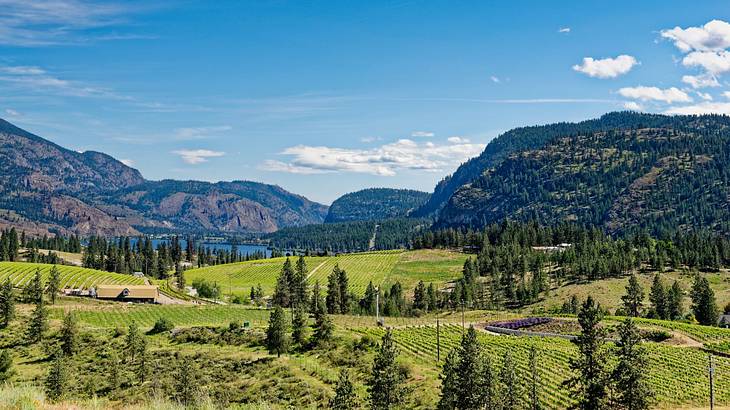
<box><xmin>184</xmin><ymin>249</ymin><xmax>466</xmax><ymax>298</ymax></box>
<box><xmin>0</xmin><ymin>262</ymin><xmax>144</xmax><ymax>289</ymax></box>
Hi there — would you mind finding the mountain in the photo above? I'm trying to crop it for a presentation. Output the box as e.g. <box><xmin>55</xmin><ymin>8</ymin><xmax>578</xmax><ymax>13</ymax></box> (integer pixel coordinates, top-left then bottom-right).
<box><xmin>324</xmin><ymin>188</ymin><xmax>430</xmax><ymax>223</ymax></box>
<box><xmin>436</xmin><ymin>112</ymin><xmax>730</xmax><ymax>236</ymax></box>
<box><xmin>413</xmin><ymin>112</ymin><xmax>676</xmax><ymax>217</ymax></box>
<box><xmin>0</xmin><ymin>119</ymin><xmax>327</xmax><ymax>236</ymax></box>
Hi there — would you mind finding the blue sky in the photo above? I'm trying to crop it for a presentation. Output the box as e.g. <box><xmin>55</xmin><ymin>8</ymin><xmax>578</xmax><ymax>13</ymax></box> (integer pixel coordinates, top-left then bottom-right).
<box><xmin>2</xmin><ymin>1</ymin><xmax>730</xmax><ymax>204</ymax></box>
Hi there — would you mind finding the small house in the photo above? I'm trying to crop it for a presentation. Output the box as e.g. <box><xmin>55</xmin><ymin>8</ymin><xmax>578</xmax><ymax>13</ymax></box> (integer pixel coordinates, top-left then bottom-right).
<box><xmin>96</xmin><ymin>285</ymin><xmax>159</xmax><ymax>304</ymax></box>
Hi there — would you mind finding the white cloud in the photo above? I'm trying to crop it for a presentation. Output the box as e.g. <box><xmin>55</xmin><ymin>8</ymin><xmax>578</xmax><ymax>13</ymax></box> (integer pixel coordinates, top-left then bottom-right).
<box><xmin>173</xmin><ymin>125</ymin><xmax>231</xmax><ymax>140</ymax></box>
<box><xmin>617</xmin><ymin>86</ymin><xmax>692</xmax><ymax>103</ymax></box>
<box><xmin>0</xmin><ymin>64</ymin><xmax>128</xmax><ymax>99</ymax></box>
<box><xmin>261</xmin><ymin>139</ymin><xmax>486</xmax><ymax>177</ymax></box>
<box><xmin>360</xmin><ymin>136</ymin><xmax>381</xmax><ymax>143</ymax></box>
<box><xmin>682</xmin><ymin>50</ymin><xmax>730</xmax><ymax>75</ymax></box>
<box><xmin>723</xmin><ymin>91</ymin><xmax>730</xmax><ymax>99</ymax></box>
<box><xmin>697</xmin><ymin>91</ymin><xmax>713</xmax><ymax>101</ymax></box>
<box><xmin>447</xmin><ymin>136</ymin><xmax>470</xmax><ymax>144</ymax></box>
<box><xmin>558</xmin><ymin>27</ymin><xmax>571</xmax><ymax>33</ymax></box>
<box><xmin>120</xmin><ymin>158</ymin><xmax>134</xmax><ymax>167</ymax></box>
<box><xmin>4</xmin><ymin>108</ymin><xmax>20</xmax><ymax>116</ymax></box>
<box><xmin>664</xmin><ymin>102</ymin><xmax>730</xmax><ymax>115</ymax></box>
<box><xmin>572</xmin><ymin>55</ymin><xmax>638</xmax><ymax>79</ymax></box>
<box><xmin>623</xmin><ymin>101</ymin><xmax>643</xmax><ymax>111</ymax></box>
<box><xmin>411</xmin><ymin>131</ymin><xmax>434</xmax><ymax>138</ymax></box>
<box><xmin>172</xmin><ymin>149</ymin><xmax>225</xmax><ymax>165</ymax></box>
<box><xmin>682</xmin><ymin>73</ymin><xmax>720</xmax><ymax>88</ymax></box>
<box><xmin>661</xmin><ymin>20</ymin><xmax>730</xmax><ymax>53</ymax></box>
<box><xmin>490</xmin><ymin>76</ymin><xmax>500</xmax><ymax>83</ymax></box>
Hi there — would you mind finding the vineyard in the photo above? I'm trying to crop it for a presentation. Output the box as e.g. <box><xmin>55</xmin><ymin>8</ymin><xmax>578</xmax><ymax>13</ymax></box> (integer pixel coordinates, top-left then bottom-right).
<box><xmin>0</xmin><ymin>262</ymin><xmax>143</xmax><ymax>289</ymax></box>
<box><xmin>184</xmin><ymin>249</ymin><xmax>465</xmax><ymax>297</ymax></box>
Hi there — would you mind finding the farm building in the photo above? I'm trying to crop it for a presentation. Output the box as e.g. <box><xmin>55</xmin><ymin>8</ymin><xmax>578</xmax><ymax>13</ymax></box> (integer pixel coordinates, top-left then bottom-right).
<box><xmin>96</xmin><ymin>285</ymin><xmax>159</xmax><ymax>303</ymax></box>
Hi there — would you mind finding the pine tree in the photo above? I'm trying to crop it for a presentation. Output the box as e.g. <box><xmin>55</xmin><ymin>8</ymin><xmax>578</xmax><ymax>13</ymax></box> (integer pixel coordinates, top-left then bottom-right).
<box><xmin>310</xmin><ymin>280</ymin><xmax>323</xmax><ymax>315</ymax></box>
<box><xmin>0</xmin><ymin>279</ymin><xmax>14</xmax><ymax>328</ymax></box>
<box><xmin>273</xmin><ymin>261</ymin><xmax>292</xmax><ymax>308</ymax></box>
<box><xmin>174</xmin><ymin>356</ymin><xmax>198</xmax><ymax>406</ymax></box>
<box><xmin>44</xmin><ymin>354</ymin><xmax>68</xmax><ymax>402</ymax></box>
<box><xmin>125</xmin><ymin>321</ymin><xmax>143</xmax><ymax>363</ymax></box>
<box><xmin>649</xmin><ymin>274</ymin><xmax>667</xmax><ymax>319</ymax></box>
<box><xmin>292</xmin><ymin>255</ymin><xmax>309</xmax><ymax>308</ymax></box>
<box><xmin>563</xmin><ymin>296</ymin><xmax>610</xmax><ymax>410</ymax></box>
<box><xmin>500</xmin><ymin>351</ymin><xmax>521</xmax><ymax>410</ymax></box>
<box><xmin>326</xmin><ymin>266</ymin><xmax>341</xmax><ymax>314</ymax></box>
<box><xmin>175</xmin><ymin>264</ymin><xmax>185</xmax><ymax>290</ymax></box>
<box><xmin>311</xmin><ymin>304</ymin><xmax>334</xmax><ymax>346</ymax></box>
<box><xmin>437</xmin><ymin>349</ymin><xmax>459</xmax><ymax>410</ymax></box>
<box><xmin>26</xmin><ymin>294</ymin><xmax>47</xmax><ymax>344</ymax></box>
<box><xmin>266</xmin><ymin>305</ymin><xmax>289</xmax><ymax>357</ymax></box>
<box><xmin>291</xmin><ymin>306</ymin><xmax>307</xmax><ymax>346</ymax></box>
<box><xmin>337</xmin><ymin>265</ymin><xmax>350</xmax><ymax>314</ymax></box>
<box><xmin>368</xmin><ymin>330</ymin><xmax>404</xmax><ymax>409</ymax></box>
<box><xmin>107</xmin><ymin>349</ymin><xmax>121</xmax><ymax>391</ymax></box>
<box><xmin>480</xmin><ymin>353</ymin><xmax>499</xmax><ymax>410</ymax></box>
<box><xmin>330</xmin><ymin>368</ymin><xmax>357</xmax><ymax>410</ymax></box>
<box><xmin>621</xmin><ymin>274</ymin><xmax>644</xmax><ymax>317</ymax></box>
<box><xmin>691</xmin><ymin>275</ymin><xmax>719</xmax><ymax>326</ymax></box>
<box><xmin>46</xmin><ymin>265</ymin><xmax>60</xmax><ymax>304</ymax></box>
<box><xmin>529</xmin><ymin>345</ymin><xmax>542</xmax><ymax>410</ymax></box>
<box><xmin>60</xmin><ymin>312</ymin><xmax>77</xmax><ymax>356</ymax></box>
<box><xmin>612</xmin><ymin>319</ymin><xmax>654</xmax><ymax>410</ymax></box>
<box><xmin>427</xmin><ymin>283</ymin><xmax>437</xmax><ymax>312</ymax></box>
<box><xmin>413</xmin><ymin>281</ymin><xmax>427</xmax><ymax>311</ymax></box>
<box><xmin>24</xmin><ymin>268</ymin><xmax>43</xmax><ymax>304</ymax></box>
<box><xmin>456</xmin><ymin>326</ymin><xmax>482</xmax><ymax>409</ymax></box>
<box><xmin>0</xmin><ymin>349</ymin><xmax>14</xmax><ymax>383</ymax></box>
<box><xmin>667</xmin><ymin>281</ymin><xmax>684</xmax><ymax>320</ymax></box>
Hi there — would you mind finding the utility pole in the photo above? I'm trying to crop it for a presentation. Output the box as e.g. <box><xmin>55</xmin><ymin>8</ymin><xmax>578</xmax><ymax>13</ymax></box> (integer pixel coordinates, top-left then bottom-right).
<box><xmin>709</xmin><ymin>354</ymin><xmax>715</xmax><ymax>410</ymax></box>
<box><xmin>436</xmin><ymin>319</ymin><xmax>440</xmax><ymax>362</ymax></box>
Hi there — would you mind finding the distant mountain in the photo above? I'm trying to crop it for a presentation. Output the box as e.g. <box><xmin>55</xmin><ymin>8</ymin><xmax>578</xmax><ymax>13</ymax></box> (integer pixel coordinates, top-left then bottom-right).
<box><xmin>413</xmin><ymin>112</ymin><xmax>676</xmax><ymax>217</ymax></box>
<box><xmin>325</xmin><ymin>188</ymin><xmax>430</xmax><ymax>223</ymax></box>
<box><xmin>0</xmin><ymin>119</ymin><xmax>327</xmax><ymax>236</ymax></box>
<box><xmin>436</xmin><ymin>112</ymin><xmax>730</xmax><ymax>236</ymax></box>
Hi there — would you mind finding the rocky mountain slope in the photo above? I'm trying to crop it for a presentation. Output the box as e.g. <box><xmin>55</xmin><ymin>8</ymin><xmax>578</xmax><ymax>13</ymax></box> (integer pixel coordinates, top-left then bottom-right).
<box><xmin>325</xmin><ymin>188</ymin><xmax>430</xmax><ymax>223</ymax></box>
<box><xmin>436</xmin><ymin>113</ymin><xmax>730</xmax><ymax>236</ymax></box>
<box><xmin>0</xmin><ymin>119</ymin><xmax>327</xmax><ymax>236</ymax></box>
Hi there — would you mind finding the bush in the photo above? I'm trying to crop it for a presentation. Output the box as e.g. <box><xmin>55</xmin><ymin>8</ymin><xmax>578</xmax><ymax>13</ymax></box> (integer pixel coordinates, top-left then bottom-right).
<box><xmin>148</xmin><ymin>318</ymin><xmax>174</xmax><ymax>335</ymax></box>
<box><xmin>192</xmin><ymin>279</ymin><xmax>222</xmax><ymax>299</ymax></box>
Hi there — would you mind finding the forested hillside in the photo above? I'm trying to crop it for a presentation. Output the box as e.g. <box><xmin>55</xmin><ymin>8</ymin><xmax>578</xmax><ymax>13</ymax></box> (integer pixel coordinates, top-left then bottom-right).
<box><xmin>437</xmin><ymin>113</ymin><xmax>730</xmax><ymax>236</ymax></box>
<box><xmin>325</xmin><ymin>188</ymin><xmax>429</xmax><ymax>223</ymax></box>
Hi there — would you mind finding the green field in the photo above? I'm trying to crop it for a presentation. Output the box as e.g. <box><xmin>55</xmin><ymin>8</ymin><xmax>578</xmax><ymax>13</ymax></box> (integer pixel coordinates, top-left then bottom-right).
<box><xmin>0</xmin><ymin>262</ymin><xmax>144</xmax><ymax>289</ymax></box>
<box><xmin>185</xmin><ymin>249</ymin><xmax>465</xmax><ymax>297</ymax></box>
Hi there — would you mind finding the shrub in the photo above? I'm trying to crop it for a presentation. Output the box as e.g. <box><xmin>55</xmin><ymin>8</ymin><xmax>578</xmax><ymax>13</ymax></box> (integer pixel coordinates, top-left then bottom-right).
<box><xmin>148</xmin><ymin>318</ymin><xmax>174</xmax><ymax>335</ymax></box>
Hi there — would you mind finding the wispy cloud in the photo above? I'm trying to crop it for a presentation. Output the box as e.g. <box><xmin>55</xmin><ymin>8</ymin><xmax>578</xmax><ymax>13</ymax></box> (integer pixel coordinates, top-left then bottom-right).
<box><xmin>173</xmin><ymin>126</ymin><xmax>232</xmax><ymax>140</ymax></box>
<box><xmin>0</xmin><ymin>64</ymin><xmax>130</xmax><ymax>99</ymax></box>
<box><xmin>3</xmin><ymin>108</ymin><xmax>20</xmax><ymax>117</ymax></box>
<box><xmin>119</xmin><ymin>158</ymin><xmax>134</xmax><ymax>167</ymax></box>
<box><xmin>490</xmin><ymin>75</ymin><xmax>501</xmax><ymax>83</ymax></box>
<box><xmin>664</xmin><ymin>102</ymin><xmax>730</xmax><ymax>115</ymax></box>
<box><xmin>261</xmin><ymin>138</ymin><xmax>485</xmax><ymax>177</ymax></box>
<box><xmin>0</xmin><ymin>0</ymin><xmax>153</xmax><ymax>46</ymax></box>
<box><xmin>411</xmin><ymin>131</ymin><xmax>434</xmax><ymax>138</ymax></box>
<box><xmin>573</xmin><ymin>55</ymin><xmax>638</xmax><ymax>79</ymax></box>
<box><xmin>172</xmin><ymin>149</ymin><xmax>225</xmax><ymax>165</ymax></box>
<box><xmin>558</xmin><ymin>27</ymin><xmax>571</xmax><ymax>33</ymax></box>
<box><xmin>618</xmin><ymin>86</ymin><xmax>692</xmax><ymax>103</ymax></box>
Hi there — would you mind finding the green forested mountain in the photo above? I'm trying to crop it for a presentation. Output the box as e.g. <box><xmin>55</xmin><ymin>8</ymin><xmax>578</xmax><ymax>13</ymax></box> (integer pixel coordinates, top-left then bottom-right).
<box><xmin>325</xmin><ymin>188</ymin><xmax>429</xmax><ymax>223</ymax></box>
<box><xmin>437</xmin><ymin>113</ymin><xmax>730</xmax><ymax>236</ymax></box>
<box><xmin>414</xmin><ymin>112</ymin><xmax>680</xmax><ymax>217</ymax></box>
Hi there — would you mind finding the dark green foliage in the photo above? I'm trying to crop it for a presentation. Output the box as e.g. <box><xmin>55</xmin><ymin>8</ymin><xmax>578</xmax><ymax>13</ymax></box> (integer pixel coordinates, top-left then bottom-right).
<box><xmin>564</xmin><ymin>296</ymin><xmax>610</xmax><ymax>410</ymax></box>
<box><xmin>191</xmin><ymin>278</ymin><xmax>221</xmax><ymax>299</ymax></box>
<box><xmin>621</xmin><ymin>274</ymin><xmax>644</xmax><ymax>317</ymax></box>
<box><xmin>173</xmin><ymin>356</ymin><xmax>198</xmax><ymax>406</ymax></box>
<box><xmin>329</xmin><ymin>368</ymin><xmax>357</xmax><ymax>410</ymax></box>
<box><xmin>368</xmin><ymin>330</ymin><xmax>404</xmax><ymax>409</ymax></box>
<box><xmin>0</xmin><ymin>279</ymin><xmax>14</xmax><ymax>328</ymax></box>
<box><xmin>311</xmin><ymin>306</ymin><xmax>334</xmax><ymax>346</ymax></box>
<box><xmin>325</xmin><ymin>188</ymin><xmax>430</xmax><ymax>223</ymax></box>
<box><xmin>326</xmin><ymin>264</ymin><xmax>350</xmax><ymax>314</ymax></box>
<box><xmin>500</xmin><ymin>351</ymin><xmax>522</xmax><ymax>410</ymax></box>
<box><xmin>437</xmin><ymin>349</ymin><xmax>459</xmax><ymax>410</ymax></box>
<box><xmin>46</xmin><ymin>265</ymin><xmax>60</xmax><ymax>304</ymax></box>
<box><xmin>455</xmin><ymin>326</ymin><xmax>482</xmax><ymax>409</ymax></box>
<box><xmin>26</xmin><ymin>294</ymin><xmax>47</xmax><ymax>344</ymax></box>
<box><xmin>292</xmin><ymin>255</ymin><xmax>309</xmax><ymax>308</ymax></box>
<box><xmin>690</xmin><ymin>275</ymin><xmax>719</xmax><ymax>326</ymax></box>
<box><xmin>148</xmin><ymin>317</ymin><xmax>174</xmax><ymax>335</ymax></box>
<box><xmin>612</xmin><ymin>319</ymin><xmax>654</xmax><ymax>410</ymax></box>
<box><xmin>44</xmin><ymin>354</ymin><xmax>68</xmax><ymax>402</ymax></box>
<box><xmin>22</xmin><ymin>268</ymin><xmax>43</xmax><ymax>304</ymax></box>
<box><xmin>0</xmin><ymin>349</ymin><xmax>14</xmax><ymax>383</ymax></box>
<box><xmin>529</xmin><ymin>346</ymin><xmax>541</xmax><ymax>410</ymax></box>
<box><xmin>291</xmin><ymin>306</ymin><xmax>307</xmax><ymax>346</ymax></box>
<box><xmin>125</xmin><ymin>322</ymin><xmax>145</xmax><ymax>363</ymax></box>
<box><xmin>266</xmin><ymin>306</ymin><xmax>289</xmax><ymax>357</ymax></box>
<box><xmin>310</xmin><ymin>280</ymin><xmax>324</xmax><ymax>315</ymax></box>
<box><xmin>60</xmin><ymin>312</ymin><xmax>77</xmax><ymax>356</ymax></box>
<box><xmin>273</xmin><ymin>258</ymin><xmax>293</xmax><ymax>308</ymax></box>
<box><xmin>649</xmin><ymin>274</ymin><xmax>667</xmax><ymax>319</ymax></box>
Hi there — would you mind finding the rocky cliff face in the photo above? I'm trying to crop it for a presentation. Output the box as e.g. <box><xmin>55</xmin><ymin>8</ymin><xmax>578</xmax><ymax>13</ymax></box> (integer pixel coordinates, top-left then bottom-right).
<box><xmin>0</xmin><ymin>119</ymin><xmax>328</xmax><ymax>236</ymax></box>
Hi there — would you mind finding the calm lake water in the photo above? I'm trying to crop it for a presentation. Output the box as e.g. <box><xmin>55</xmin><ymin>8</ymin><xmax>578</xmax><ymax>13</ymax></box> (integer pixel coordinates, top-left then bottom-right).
<box><xmin>126</xmin><ymin>238</ymin><xmax>271</xmax><ymax>258</ymax></box>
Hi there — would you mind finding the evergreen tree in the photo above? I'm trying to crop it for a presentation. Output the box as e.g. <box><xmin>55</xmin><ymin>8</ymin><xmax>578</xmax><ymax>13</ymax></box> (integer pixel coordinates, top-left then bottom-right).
<box><xmin>413</xmin><ymin>281</ymin><xmax>427</xmax><ymax>311</ymax></box>
<box><xmin>125</xmin><ymin>322</ymin><xmax>143</xmax><ymax>363</ymax></box>
<box><xmin>173</xmin><ymin>356</ymin><xmax>197</xmax><ymax>406</ymax></box>
<box><xmin>621</xmin><ymin>274</ymin><xmax>644</xmax><ymax>317</ymax></box>
<box><xmin>337</xmin><ymin>265</ymin><xmax>350</xmax><ymax>314</ymax></box>
<box><xmin>359</xmin><ymin>281</ymin><xmax>377</xmax><ymax>315</ymax></box>
<box><xmin>691</xmin><ymin>275</ymin><xmax>719</xmax><ymax>326</ymax></box>
<box><xmin>456</xmin><ymin>326</ymin><xmax>482</xmax><ymax>409</ymax></box>
<box><xmin>175</xmin><ymin>263</ymin><xmax>185</xmax><ymax>290</ymax></box>
<box><xmin>368</xmin><ymin>330</ymin><xmax>404</xmax><ymax>409</ymax></box>
<box><xmin>60</xmin><ymin>312</ymin><xmax>77</xmax><ymax>356</ymax></box>
<box><xmin>326</xmin><ymin>266</ymin><xmax>341</xmax><ymax>314</ymax></box>
<box><xmin>667</xmin><ymin>281</ymin><xmax>684</xmax><ymax>320</ymax></box>
<box><xmin>480</xmin><ymin>353</ymin><xmax>499</xmax><ymax>410</ymax></box>
<box><xmin>437</xmin><ymin>349</ymin><xmax>459</xmax><ymax>410</ymax></box>
<box><xmin>26</xmin><ymin>293</ymin><xmax>47</xmax><ymax>344</ymax></box>
<box><xmin>564</xmin><ymin>296</ymin><xmax>610</xmax><ymax>410</ymax></box>
<box><xmin>24</xmin><ymin>268</ymin><xmax>43</xmax><ymax>304</ymax></box>
<box><xmin>291</xmin><ymin>306</ymin><xmax>307</xmax><ymax>346</ymax></box>
<box><xmin>310</xmin><ymin>280</ymin><xmax>324</xmax><ymax>315</ymax></box>
<box><xmin>500</xmin><ymin>351</ymin><xmax>521</xmax><ymax>410</ymax></box>
<box><xmin>107</xmin><ymin>350</ymin><xmax>121</xmax><ymax>391</ymax></box>
<box><xmin>0</xmin><ymin>279</ymin><xmax>14</xmax><ymax>328</ymax></box>
<box><xmin>292</xmin><ymin>255</ymin><xmax>309</xmax><ymax>308</ymax></box>
<box><xmin>330</xmin><ymin>368</ymin><xmax>357</xmax><ymax>410</ymax></box>
<box><xmin>649</xmin><ymin>274</ymin><xmax>667</xmax><ymax>319</ymax></box>
<box><xmin>529</xmin><ymin>345</ymin><xmax>542</xmax><ymax>410</ymax></box>
<box><xmin>46</xmin><ymin>265</ymin><xmax>60</xmax><ymax>304</ymax></box>
<box><xmin>311</xmin><ymin>304</ymin><xmax>334</xmax><ymax>346</ymax></box>
<box><xmin>266</xmin><ymin>306</ymin><xmax>289</xmax><ymax>357</ymax></box>
<box><xmin>44</xmin><ymin>354</ymin><xmax>68</xmax><ymax>402</ymax></box>
<box><xmin>273</xmin><ymin>260</ymin><xmax>292</xmax><ymax>308</ymax></box>
<box><xmin>427</xmin><ymin>283</ymin><xmax>438</xmax><ymax>312</ymax></box>
<box><xmin>612</xmin><ymin>319</ymin><xmax>654</xmax><ymax>410</ymax></box>
<box><xmin>0</xmin><ymin>349</ymin><xmax>14</xmax><ymax>383</ymax></box>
